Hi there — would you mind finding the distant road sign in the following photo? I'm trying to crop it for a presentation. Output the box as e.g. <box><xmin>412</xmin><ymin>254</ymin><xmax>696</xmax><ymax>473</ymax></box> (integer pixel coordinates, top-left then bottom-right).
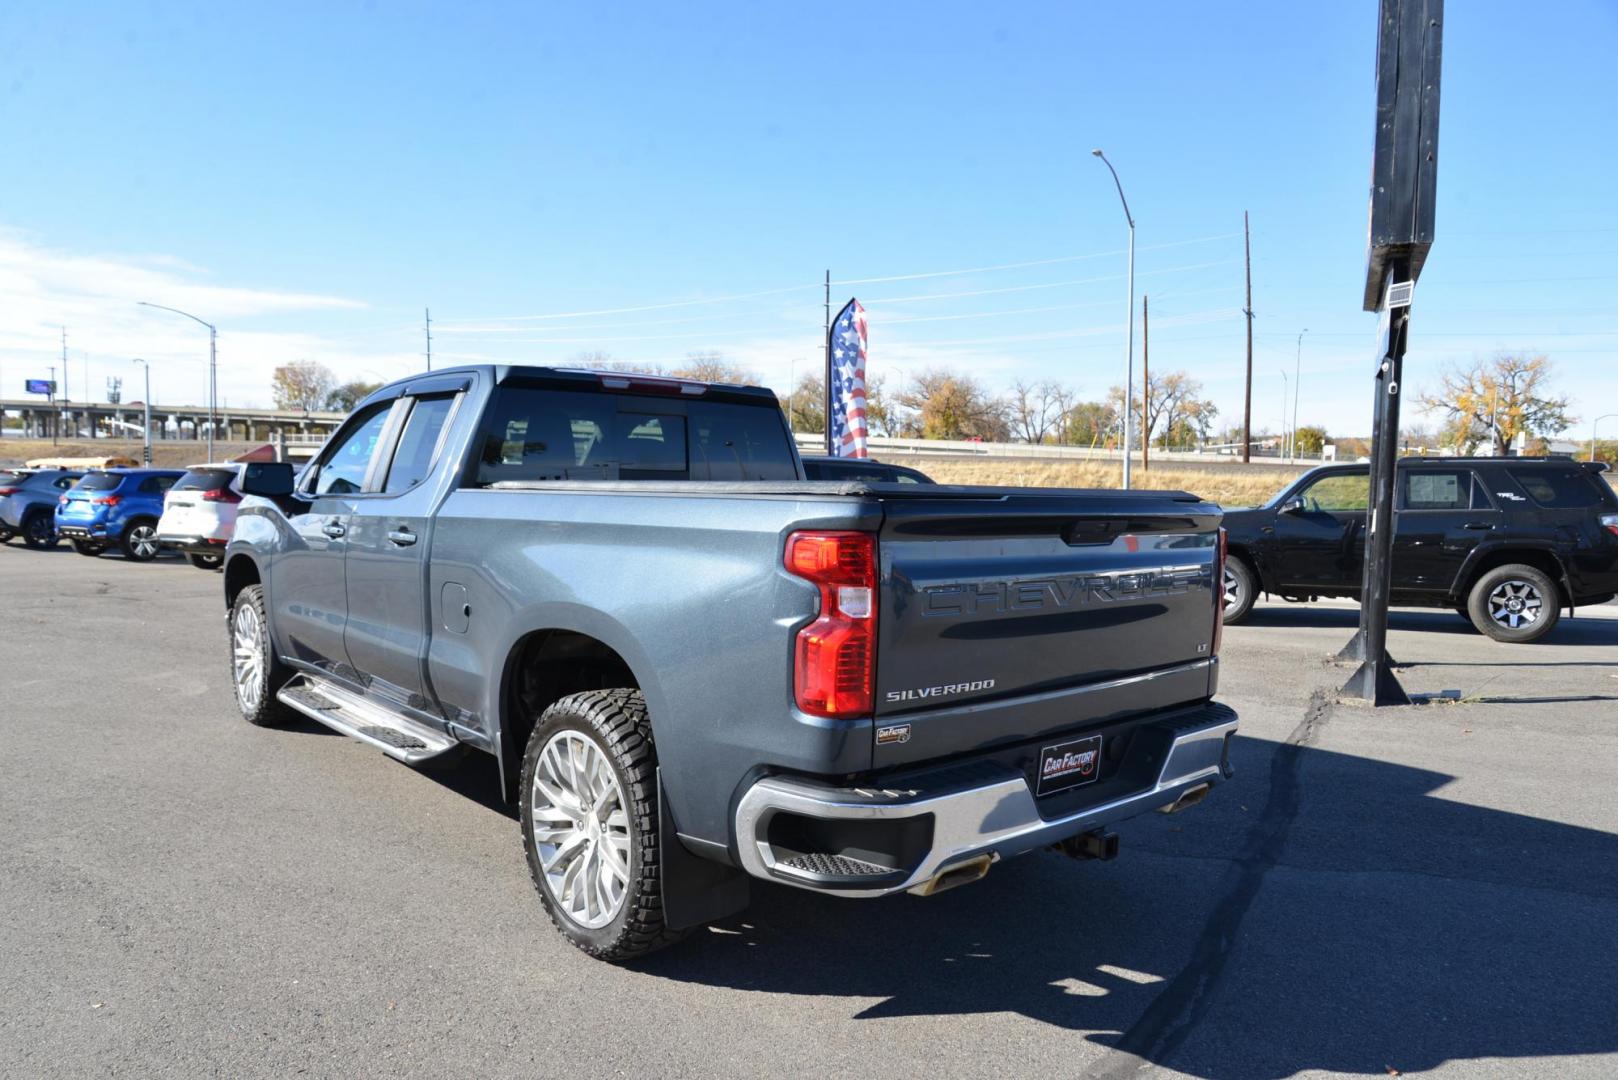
<box><xmin>25</xmin><ymin>379</ymin><xmax>56</xmax><ymax>395</ymax></box>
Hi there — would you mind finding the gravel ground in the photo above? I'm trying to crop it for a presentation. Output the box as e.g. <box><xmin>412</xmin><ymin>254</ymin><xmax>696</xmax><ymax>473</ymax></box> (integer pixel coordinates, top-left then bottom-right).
<box><xmin>2</xmin><ymin>543</ymin><xmax>1615</xmax><ymax>1078</ymax></box>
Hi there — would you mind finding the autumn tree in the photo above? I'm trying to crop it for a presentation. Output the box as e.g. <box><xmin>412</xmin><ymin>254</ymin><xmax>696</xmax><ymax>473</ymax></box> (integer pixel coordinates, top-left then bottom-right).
<box><xmin>1064</xmin><ymin>401</ymin><xmax>1118</xmax><ymax>447</ymax></box>
<box><xmin>896</xmin><ymin>368</ymin><xmax>1009</xmax><ymax>441</ymax></box>
<box><xmin>863</xmin><ymin>373</ymin><xmax>895</xmax><ymax>437</ymax></box>
<box><xmin>785</xmin><ymin>372</ymin><xmax>825</xmax><ymax>434</ymax></box>
<box><xmin>1108</xmin><ymin>370</ymin><xmax>1218</xmax><ymax>449</ymax></box>
<box><xmin>1293</xmin><ymin>425</ymin><xmax>1328</xmax><ymax>457</ymax></box>
<box><xmin>1420</xmin><ymin>354</ymin><xmax>1573</xmax><ymax>455</ymax></box>
<box><xmin>272</xmin><ymin>360</ymin><xmax>337</xmax><ymax>411</ymax></box>
<box><xmin>325</xmin><ymin>380</ymin><xmax>383</xmax><ymax>412</ymax></box>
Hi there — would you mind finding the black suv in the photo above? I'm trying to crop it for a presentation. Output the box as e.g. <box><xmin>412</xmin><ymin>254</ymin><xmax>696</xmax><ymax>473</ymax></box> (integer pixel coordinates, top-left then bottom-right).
<box><xmin>1221</xmin><ymin>457</ymin><xmax>1618</xmax><ymax>643</ymax></box>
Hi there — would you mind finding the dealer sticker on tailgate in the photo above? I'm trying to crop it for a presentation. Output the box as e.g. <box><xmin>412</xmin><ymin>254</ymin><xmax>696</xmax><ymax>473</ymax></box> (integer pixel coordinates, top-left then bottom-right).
<box><xmin>1037</xmin><ymin>735</ymin><xmax>1103</xmax><ymax>796</ymax></box>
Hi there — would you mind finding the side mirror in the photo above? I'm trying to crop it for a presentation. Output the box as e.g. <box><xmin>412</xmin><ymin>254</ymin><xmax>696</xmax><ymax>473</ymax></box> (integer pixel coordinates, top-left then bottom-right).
<box><xmin>241</xmin><ymin>461</ymin><xmax>295</xmax><ymax>497</ymax></box>
<box><xmin>1280</xmin><ymin>495</ymin><xmax>1307</xmax><ymax>515</ymax></box>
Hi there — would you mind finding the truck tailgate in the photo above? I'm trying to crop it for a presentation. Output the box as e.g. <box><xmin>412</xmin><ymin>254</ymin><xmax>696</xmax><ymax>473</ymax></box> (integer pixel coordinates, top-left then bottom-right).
<box><xmin>873</xmin><ymin>488</ymin><xmax>1221</xmax><ymax>761</ymax></box>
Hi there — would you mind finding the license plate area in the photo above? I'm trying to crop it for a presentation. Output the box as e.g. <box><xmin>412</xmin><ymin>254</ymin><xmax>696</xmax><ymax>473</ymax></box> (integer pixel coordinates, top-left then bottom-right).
<box><xmin>1037</xmin><ymin>734</ymin><xmax>1104</xmax><ymax>796</ymax></box>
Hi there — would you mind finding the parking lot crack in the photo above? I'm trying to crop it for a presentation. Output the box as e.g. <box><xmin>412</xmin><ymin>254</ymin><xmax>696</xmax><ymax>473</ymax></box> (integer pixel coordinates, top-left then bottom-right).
<box><xmin>1082</xmin><ymin>689</ymin><xmax>1333</xmax><ymax>1079</ymax></box>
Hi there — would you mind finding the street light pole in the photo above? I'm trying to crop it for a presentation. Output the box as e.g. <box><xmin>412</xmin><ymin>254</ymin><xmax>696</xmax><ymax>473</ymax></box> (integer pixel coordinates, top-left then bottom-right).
<box><xmin>1092</xmin><ymin>149</ymin><xmax>1136</xmax><ymax>489</ymax></box>
<box><xmin>137</xmin><ymin>301</ymin><xmax>217</xmax><ymax>462</ymax></box>
<box><xmin>1278</xmin><ymin>369</ymin><xmax>1289</xmax><ymax>461</ymax></box>
<box><xmin>132</xmin><ymin>359</ymin><xmax>153</xmax><ymax>465</ymax></box>
<box><xmin>1592</xmin><ymin>413</ymin><xmax>1618</xmax><ymax>463</ymax></box>
<box><xmin>1293</xmin><ymin>329</ymin><xmax>1308</xmax><ymax>459</ymax></box>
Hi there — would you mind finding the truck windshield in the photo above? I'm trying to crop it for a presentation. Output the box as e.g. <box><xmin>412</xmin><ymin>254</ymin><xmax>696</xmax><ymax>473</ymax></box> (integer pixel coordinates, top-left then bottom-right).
<box><xmin>472</xmin><ymin>388</ymin><xmax>797</xmax><ymax>484</ymax></box>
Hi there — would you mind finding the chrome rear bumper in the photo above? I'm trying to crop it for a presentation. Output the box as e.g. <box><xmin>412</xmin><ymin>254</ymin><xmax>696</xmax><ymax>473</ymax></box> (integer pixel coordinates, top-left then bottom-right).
<box><xmin>734</xmin><ymin>706</ymin><xmax>1237</xmax><ymax>897</ymax></box>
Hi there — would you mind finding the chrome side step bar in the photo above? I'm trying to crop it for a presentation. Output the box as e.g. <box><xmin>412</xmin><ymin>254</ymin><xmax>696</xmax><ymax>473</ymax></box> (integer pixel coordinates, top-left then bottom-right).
<box><xmin>277</xmin><ymin>674</ymin><xmax>458</xmax><ymax>765</ymax></box>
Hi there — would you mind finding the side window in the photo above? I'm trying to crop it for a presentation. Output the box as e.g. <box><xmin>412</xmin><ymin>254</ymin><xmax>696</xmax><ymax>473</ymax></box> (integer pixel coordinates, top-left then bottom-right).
<box><xmin>1401</xmin><ymin>470</ymin><xmax>1473</xmax><ymax>511</ymax></box>
<box><xmin>139</xmin><ymin>476</ymin><xmax>177</xmax><ymax>495</ymax></box>
<box><xmin>383</xmin><ymin>395</ymin><xmax>458</xmax><ymax>494</ymax></box>
<box><xmin>54</xmin><ymin>476</ymin><xmax>77</xmax><ymax>490</ymax></box>
<box><xmin>1505</xmin><ymin>466</ymin><xmax>1609</xmax><ymax>509</ymax></box>
<box><xmin>1298</xmin><ymin>471</ymin><xmax>1369</xmax><ymax>512</ymax></box>
<box><xmin>312</xmin><ymin>403</ymin><xmax>393</xmax><ymax>496</ymax></box>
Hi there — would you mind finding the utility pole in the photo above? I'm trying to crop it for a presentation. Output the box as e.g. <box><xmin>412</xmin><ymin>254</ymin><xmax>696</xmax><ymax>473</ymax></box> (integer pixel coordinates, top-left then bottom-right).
<box><xmin>823</xmin><ymin>270</ymin><xmax>832</xmax><ymax>454</ymax></box>
<box><xmin>1141</xmin><ymin>294</ymin><xmax>1150</xmax><ymax>471</ymax></box>
<box><xmin>48</xmin><ymin>365</ymin><xmax>58</xmax><ymax>444</ymax></box>
<box><xmin>1293</xmin><ymin>329</ymin><xmax>1308</xmax><ymax>459</ymax></box>
<box><xmin>1242</xmin><ymin>212</ymin><xmax>1254</xmax><ymax>464</ymax></box>
<box><xmin>425</xmin><ymin>308</ymin><xmax>433</xmax><ymax>371</ymax></box>
<box><xmin>132</xmin><ymin>360</ymin><xmax>152</xmax><ymax>465</ymax></box>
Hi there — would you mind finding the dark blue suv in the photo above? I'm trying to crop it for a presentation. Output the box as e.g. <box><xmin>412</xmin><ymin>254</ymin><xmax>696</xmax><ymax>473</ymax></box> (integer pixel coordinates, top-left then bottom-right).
<box><xmin>55</xmin><ymin>469</ymin><xmax>185</xmax><ymax>560</ymax></box>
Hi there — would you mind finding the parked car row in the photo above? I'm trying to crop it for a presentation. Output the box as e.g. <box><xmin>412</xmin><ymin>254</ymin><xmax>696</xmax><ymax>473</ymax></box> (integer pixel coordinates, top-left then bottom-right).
<box><xmin>0</xmin><ymin>463</ymin><xmax>245</xmax><ymax>568</ymax></box>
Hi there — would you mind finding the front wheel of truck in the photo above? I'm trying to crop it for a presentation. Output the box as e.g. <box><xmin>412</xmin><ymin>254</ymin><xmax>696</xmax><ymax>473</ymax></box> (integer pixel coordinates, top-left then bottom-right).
<box><xmin>229</xmin><ymin>585</ymin><xmax>295</xmax><ymax>727</ymax></box>
<box><xmin>520</xmin><ymin>689</ymin><xmax>685</xmax><ymax>962</ymax></box>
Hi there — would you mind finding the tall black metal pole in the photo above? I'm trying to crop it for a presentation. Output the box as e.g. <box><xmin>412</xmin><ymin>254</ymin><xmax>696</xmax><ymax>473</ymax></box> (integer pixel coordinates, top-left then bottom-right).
<box><xmin>1339</xmin><ymin>264</ymin><xmax>1411</xmax><ymax>705</ymax></box>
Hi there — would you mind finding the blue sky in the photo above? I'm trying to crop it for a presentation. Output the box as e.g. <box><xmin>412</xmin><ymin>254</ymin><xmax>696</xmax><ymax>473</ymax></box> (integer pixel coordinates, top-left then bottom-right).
<box><xmin>2</xmin><ymin>0</ymin><xmax>1615</xmax><ymax>439</ymax></box>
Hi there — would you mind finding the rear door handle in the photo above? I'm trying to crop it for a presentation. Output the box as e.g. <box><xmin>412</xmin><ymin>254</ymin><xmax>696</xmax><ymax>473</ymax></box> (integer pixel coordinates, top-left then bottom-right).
<box><xmin>387</xmin><ymin>527</ymin><xmax>417</xmax><ymax>546</ymax></box>
<box><xmin>322</xmin><ymin>520</ymin><xmax>346</xmax><ymax>539</ymax></box>
<box><xmin>1462</xmin><ymin>521</ymin><xmax>1494</xmax><ymax>531</ymax></box>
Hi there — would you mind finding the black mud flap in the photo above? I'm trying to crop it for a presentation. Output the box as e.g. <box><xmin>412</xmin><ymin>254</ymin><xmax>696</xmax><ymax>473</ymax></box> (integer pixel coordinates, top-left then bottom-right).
<box><xmin>658</xmin><ymin>769</ymin><xmax>750</xmax><ymax>931</ymax></box>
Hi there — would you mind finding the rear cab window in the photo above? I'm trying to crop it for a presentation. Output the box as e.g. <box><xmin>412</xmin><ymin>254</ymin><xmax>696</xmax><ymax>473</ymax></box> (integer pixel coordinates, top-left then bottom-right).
<box><xmin>470</xmin><ymin>386</ymin><xmax>798</xmax><ymax>485</ymax></box>
<box><xmin>1503</xmin><ymin>465</ymin><xmax>1616</xmax><ymax>509</ymax></box>
<box><xmin>75</xmin><ymin>472</ymin><xmax>124</xmax><ymax>492</ymax></box>
<box><xmin>173</xmin><ymin>468</ymin><xmax>238</xmax><ymax>492</ymax></box>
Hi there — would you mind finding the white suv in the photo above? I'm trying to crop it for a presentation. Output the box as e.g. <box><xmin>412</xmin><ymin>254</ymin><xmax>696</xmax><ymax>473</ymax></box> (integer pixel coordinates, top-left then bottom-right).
<box><xmin>156</xmin><ymin>464</ymin><xmax>244</xmax><ymax>569</ymax></box>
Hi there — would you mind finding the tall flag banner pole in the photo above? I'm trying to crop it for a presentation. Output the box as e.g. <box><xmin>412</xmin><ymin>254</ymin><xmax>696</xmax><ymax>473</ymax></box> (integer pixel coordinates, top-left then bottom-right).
<box><xmin>823</xmin><ymin>270</ymin><xmax>832</xmax><ymax>454</ymax></box>
<box><xmin>827</xmin><ymin>298</ymin><xmax>870</xmax><ymax>459</ymax></box>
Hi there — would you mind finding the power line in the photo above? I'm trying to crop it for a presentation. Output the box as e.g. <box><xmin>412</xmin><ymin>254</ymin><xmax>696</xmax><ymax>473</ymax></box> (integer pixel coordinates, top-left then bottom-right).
<box><xmin>834</xmin><ymin>232</ymin><xmax>1240</xmax><ymax>285</ymax></box>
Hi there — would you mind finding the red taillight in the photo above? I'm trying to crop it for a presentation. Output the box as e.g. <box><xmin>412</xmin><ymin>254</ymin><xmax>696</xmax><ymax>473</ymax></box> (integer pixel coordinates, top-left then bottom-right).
<box><xmin>201</xmin><ymin>487</ymin><xmax>241</xmax><ymax>503</ymax></box>
<box><xmin>1601</xmin><ymin>513</ymin><xmax>1618</xmax><ymax>539</ymax></box>
<box><xmin>0</xmin><ymin>487</ymin><xmax>17</xmax><ymax>496</ymax></box>
<box><xmin>92</xmin><ymin>495</ymin><xmax>122</xmax><ymax>506</ymax></box>
<box><xmin>1212</xmin><ymin>527</ymin><xmax>1227</xmax><ymax>656</ymax></box>
<box><xmin>785</xmin><ymin>530</ymin><xmax>877</xmax><ymax>719</ymax></box>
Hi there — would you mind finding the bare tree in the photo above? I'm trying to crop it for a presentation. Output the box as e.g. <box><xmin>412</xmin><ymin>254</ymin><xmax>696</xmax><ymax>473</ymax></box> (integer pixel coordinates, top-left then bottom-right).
<box><xmin>671</xmin><ymin>351</ymin><xmax>759</xmax><ymax>385</ymax></box>
<box><xmin>1009</xmin><ymin>380</ymin><xmax>1068</xmax><ymax>445</ymax></box>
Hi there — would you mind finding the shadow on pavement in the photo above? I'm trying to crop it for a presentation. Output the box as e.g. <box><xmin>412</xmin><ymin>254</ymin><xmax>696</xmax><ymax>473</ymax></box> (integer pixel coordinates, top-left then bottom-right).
<box><xmin>630</xmin><ymin>733</ymin><xmax>1618</xmax><ymax>1077</ymax></box>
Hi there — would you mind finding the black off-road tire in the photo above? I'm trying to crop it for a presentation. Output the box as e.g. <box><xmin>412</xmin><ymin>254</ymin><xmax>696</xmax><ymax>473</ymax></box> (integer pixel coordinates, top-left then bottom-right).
<box><xmin>189</xmin><ymin>552</ymin><xmax>224</xmax><ymax>570</ymax></box>
<box><xmin>71</xmin><ymin>539</ymin><xmax>105</xmax><ymax>557</ymax></box>
<box><xmin>120</xmin><ymin>518</ymin><xmax>161</xmax><ymax>561</ymax></box>
<box><xmin>21</xmin><ymin>511</ymin><xmax>58</xmax><ymax>549</ymax></box>
<box><xmin>1467</xmin><ymin>563</ymin><xmax>1561</xmax><ymax>644</ymax></box>
<box><xmin>228</xmin><ymin>584</ymin><xmax>295</xmax><ymax>727</ymax></box>
<box><xmin>1221</xmin><ymin>555</ymin><xmax>1258</xmax><ymax>625</ymax></box>
<box><xmin>519</xmin><ymin>689</ymin><xmax>685</xmax><ymax>962</ymax></box>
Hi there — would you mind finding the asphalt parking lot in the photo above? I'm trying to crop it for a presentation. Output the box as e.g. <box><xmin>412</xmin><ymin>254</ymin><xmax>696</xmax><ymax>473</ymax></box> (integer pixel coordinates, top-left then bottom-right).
<box><xmin>3</xmin><ymin>545</ymin><xmax>1616</xmax><ymax>1079</ymax></box>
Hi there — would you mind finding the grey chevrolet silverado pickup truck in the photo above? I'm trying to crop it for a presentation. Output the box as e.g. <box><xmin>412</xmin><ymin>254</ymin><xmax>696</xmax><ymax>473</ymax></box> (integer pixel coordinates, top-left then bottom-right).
<box><xmin>224</xmin><ymin>364</ymin><xmax>1236</xmax><ymax>959</ymax></box>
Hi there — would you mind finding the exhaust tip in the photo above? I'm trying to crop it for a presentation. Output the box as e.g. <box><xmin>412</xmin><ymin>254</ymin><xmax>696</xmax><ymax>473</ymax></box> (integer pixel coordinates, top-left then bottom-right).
<box><xmin>907</xmin><ymin>853</ymin><xmax>996</xmax><ymax>897</ymax></box>
<box><xmin>1157</xmin><ymin>782</ymin><xmax>1212</xmax><ymax>815</ymax></box>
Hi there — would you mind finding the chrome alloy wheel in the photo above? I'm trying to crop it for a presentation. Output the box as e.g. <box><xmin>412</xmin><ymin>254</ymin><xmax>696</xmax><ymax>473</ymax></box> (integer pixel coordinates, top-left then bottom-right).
<box><xmin>1487</xmin><ymin>579</ymin><xmax>1543</xmax><ymax>630</ymax></box>
<box><xmin>1223</xmin><ymin>565</ymin><xmax>1240</xmax><ymax>612</ymax></box>
<box><xmin>530</xmin><ymin>730</ymin><xmax>632</xmax><ymax>929</ymax></box>
<box><xmin>232</xmin><ymin>603</ymin><xmax>265</xmax><ymax>712</ymax></box>
<box><xmin>129</xmin><ymin>524</ymin><xmax>160</xmax><ymax>559</ymax></box>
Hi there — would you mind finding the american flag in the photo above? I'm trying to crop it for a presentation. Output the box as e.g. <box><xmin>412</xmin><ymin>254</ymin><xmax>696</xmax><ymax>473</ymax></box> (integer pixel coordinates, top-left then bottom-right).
<box><xmin>827</xmin><ymin>297</ymin><xmax>869</xmax><ymax>459</ymax></box>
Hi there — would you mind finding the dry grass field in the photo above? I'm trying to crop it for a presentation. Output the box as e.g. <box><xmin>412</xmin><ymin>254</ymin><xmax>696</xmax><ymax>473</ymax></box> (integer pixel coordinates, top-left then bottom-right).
<box><xmin>2</xmin><ymin>437</ymin><xmax>1305</xmax><ymax>509</ymax></box>
<box><xmin>0</xmin><ymin>438</ymin><xmax>260</xmax><ymax>470</ymax></box>
<box><xmin>901</xmin><ymin>457</ymin><xmax>1306</xmax><ymax>507</ymax></box>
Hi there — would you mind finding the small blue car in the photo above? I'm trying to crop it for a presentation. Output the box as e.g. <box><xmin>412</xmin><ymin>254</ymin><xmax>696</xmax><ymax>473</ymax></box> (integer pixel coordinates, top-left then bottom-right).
<box><xmin>0</xmin><ymin>469</ymin><xmax>86</xmax><ymax>548</ymax></box>
<box><xmin>55</xmin><ymin>469</ymin><xmax>185</xmax><ymax>560</ymax></box>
